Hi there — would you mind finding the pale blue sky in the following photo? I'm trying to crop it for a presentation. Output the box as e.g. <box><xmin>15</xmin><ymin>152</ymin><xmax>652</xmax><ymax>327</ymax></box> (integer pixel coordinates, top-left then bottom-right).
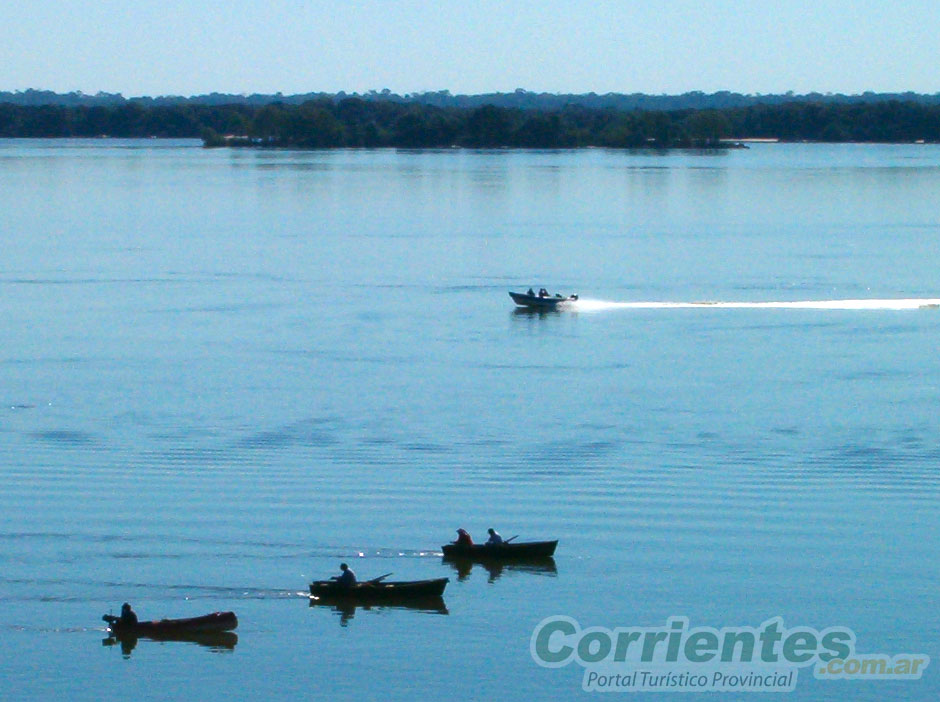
<box><xmin>2</xmin><ymin>0</ymin><xmax>938</xmax><ymax>96</ymax></box>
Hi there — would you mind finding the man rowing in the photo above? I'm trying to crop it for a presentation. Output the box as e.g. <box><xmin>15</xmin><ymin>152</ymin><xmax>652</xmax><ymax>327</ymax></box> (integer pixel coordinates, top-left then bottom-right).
<box><xmin>332</xmin><ymin>563</ymin><xmax>357</xmax><ymax>587</ymax></box>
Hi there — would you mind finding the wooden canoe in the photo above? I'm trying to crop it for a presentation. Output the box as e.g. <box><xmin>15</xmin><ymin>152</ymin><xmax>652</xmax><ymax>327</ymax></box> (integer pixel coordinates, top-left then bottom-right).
<box><xmin>309</xmin><ymin>577</ymin><xmax>448</xmax><ymax>602</ymax></box>
<box><xmin>103</xmin><ymin>611</ymin><xmax>238</xmax><ymax>636</ymax></box>
<box><xmin>441</xmin><ymin>540</ymin><xmax>558</xmax><ymax>560</ymax></box>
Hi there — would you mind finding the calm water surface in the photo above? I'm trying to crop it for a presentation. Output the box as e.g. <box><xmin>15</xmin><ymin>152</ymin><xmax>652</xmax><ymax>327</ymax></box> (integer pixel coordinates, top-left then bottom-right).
<box><xmin>1</xmin><ymin>140</ymin><xmax>939</xmax><ymax>700</ymax></box>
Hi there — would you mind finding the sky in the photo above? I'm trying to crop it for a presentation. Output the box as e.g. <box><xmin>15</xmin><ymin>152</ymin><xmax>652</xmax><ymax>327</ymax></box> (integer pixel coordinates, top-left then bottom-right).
<box><xmin>2</xmin><ymin>0</ymin><xmax>938</xmax><ymax>97</ymax></box>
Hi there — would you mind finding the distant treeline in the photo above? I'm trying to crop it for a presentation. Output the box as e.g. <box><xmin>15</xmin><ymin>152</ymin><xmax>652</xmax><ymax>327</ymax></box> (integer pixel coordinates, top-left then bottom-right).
<box><xmin>1</xmin><ymin>99</ymin><xmax>939</xmax><ymax>147</ymax></box>
<box><xmin>4</xmin><ymin>87</ymin><xmax>940</xmax><ymax>111</ymax></box>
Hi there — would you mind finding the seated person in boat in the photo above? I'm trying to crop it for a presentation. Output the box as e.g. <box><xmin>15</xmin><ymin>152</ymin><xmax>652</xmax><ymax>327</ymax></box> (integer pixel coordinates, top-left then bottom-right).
<box><xmin>454</xmin><ymin>528</ymin><xmax>473</xmax><ymax>546</ymax></box>
<box><xmin>119</xmin><ymin>602</ymin><xmax>138</xmax><ymax>625</ymax></box>
<box><xmin>538</xmin><ymin>288</ymin><xmax>549</xmax><ymax>297</ymax></box>
<box><xmin>332</xmin><ymin>563</ymin><xmax>357</xmax><ymax>587</ymax></box>
<box><xmin>526</xmin><ymin>288</ymin><xmax>535</xmax><ymax>297</ymax></box>
<box><xmin>485</xmin><ymin>528</ymin><xmax>504</xmax><ymax>546</ymax></box>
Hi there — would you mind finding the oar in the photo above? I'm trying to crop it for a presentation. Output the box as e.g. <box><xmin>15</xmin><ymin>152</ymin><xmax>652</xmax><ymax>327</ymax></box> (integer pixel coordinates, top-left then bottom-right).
<box><xmin>505</xmin><ymin>535</ymin><xmax>519</xmax><ymax>544</ymax></box>
<box><xmin>369</xmin><ymin>572</ymin><xmax>393</xmax><ymax>583</ymax></box>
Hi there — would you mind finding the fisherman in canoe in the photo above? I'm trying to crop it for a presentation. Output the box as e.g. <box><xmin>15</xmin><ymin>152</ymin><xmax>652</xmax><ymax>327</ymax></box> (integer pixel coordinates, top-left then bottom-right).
<box><xmin>454</xmin><ymin>528</ymin><xmax>473</xmax><ymax>546</ymax></box>
<box><xmin>332</xmin><ymin>563</ymin><xmax>357</xmax><ymax>587</ymax></box>
<box><xmin>102</xmin><ymin>608</ymin><xmax>238</xmax><ymax>639</ymax></box>
<box><xmin>485</xmin><ymin>528</ymin><xmax>504</xmax><ymax>546</ymax></box>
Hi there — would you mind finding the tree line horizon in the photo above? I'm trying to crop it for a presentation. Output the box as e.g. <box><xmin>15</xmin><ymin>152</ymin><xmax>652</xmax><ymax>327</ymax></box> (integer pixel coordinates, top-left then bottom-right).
<box><xmin>1</xmin><ymin>97</ymin><xmax>938</xmax><ymax>148</ymax></box>
<box><xmin>4</xmin><ymin>88</ymin><xmax>940</xmax><ymax>110</ymax></box>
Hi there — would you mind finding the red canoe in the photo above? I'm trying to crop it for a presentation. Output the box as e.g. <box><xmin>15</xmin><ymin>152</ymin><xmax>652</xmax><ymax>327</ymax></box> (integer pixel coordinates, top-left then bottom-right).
<box><xmin>104</xmin><ymin>611</ymin><xmax>238</xmax><ymax>636</ymax></box>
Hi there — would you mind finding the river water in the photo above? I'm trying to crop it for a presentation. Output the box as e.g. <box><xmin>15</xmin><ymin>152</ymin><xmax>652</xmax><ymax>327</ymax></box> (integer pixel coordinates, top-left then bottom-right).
<box><xmin>1</xmin><ymin>139</ymin><xmax>938</xmax><ymax>700</ymax></box>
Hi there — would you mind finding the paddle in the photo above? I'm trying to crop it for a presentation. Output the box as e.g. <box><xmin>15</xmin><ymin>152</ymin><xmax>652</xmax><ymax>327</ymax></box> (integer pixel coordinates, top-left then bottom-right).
<box><xmin>369</xmin><ymin>572</ymin><xmax>393</xmax><ymax>583</ymax></box>
<box><xmin>505</xmin><ymin>535</ymin><xmax>519</xmax><ymax>544</ymax></box>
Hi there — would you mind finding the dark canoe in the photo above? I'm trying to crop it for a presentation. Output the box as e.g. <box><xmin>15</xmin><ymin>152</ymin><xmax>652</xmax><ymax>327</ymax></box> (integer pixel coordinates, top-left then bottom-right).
<box><xmin>309</xmin><ymin>578</ymin><xmax>448</xmax><ymax>602</ymax></box>
<box><xmin>441</xmin><ymin>540</ymin><xmax>558</xmax><ymax>560</ymax></box>
<box><xmin>104</xmin><ymin>611</ymin><xmax>238</xmax><ymax>636</ymax></box>
<box><xmin>509</xmin><ymin>292</ymin><xmax>577</xmax><ymax>309</ymax></box>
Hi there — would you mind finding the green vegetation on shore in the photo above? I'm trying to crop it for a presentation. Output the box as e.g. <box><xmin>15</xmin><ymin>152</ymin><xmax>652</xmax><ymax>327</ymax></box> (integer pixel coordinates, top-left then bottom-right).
<box><xmin>5</xmin><ymin>88</ymin><xmax>940</xmax><ymax>111</ymax></box>
<box><xmin>1</xmin><ymin>99</ymin><xmax>938</xmax><ymax>147</ymax></box>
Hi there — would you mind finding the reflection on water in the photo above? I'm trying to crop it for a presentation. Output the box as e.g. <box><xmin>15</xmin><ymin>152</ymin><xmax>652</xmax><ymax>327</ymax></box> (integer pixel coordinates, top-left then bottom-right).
<box><xmin>102</xmin><ymin>631</ymin><xmax>238</xmax><ymax>658</ymax></box>
<box><xmin>308</xmin><ymin>596</ymin><xmax>448</xmax><ymax>627</ymax></box>
<box><xmin>5</xmin><ymin>142</ymin><xmax>940</xmax><ymax>701</ymax></box>
<box><xmin>443</xmin><ymin>557</ymin><xmax>558</xmax><ymax>583</ymax></box>
<box><xmin>511</xmin><ymin>306</ymin><xmax>565</xmax><ymax>318</ymax></box>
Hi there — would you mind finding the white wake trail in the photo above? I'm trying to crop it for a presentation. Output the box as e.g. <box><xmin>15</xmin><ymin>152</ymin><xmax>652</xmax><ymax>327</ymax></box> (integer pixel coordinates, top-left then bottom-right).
<box><xmin>571</xmin><ymin>298</ymin><xmax>940</xmax><ymax>312</ymax></box>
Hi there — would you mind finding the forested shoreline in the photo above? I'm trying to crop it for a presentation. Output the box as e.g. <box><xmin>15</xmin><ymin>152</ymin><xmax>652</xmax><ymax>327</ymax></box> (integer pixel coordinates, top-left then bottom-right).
<box><xmin>1</xmin><ymin>99</ymin><xmax>938</xmax><ymax>148</ymax></box>
<box><xmin>5</xmin><ymin>88</ymin><xmax>940</xmax><ymax>110</ymax></box>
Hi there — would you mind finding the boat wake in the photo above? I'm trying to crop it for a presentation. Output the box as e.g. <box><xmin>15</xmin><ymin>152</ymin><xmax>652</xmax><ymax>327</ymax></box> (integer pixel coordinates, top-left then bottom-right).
<box><xmin>570</xmin><ymin>298</ymin><xmax>940</xmax><ymax>312</ymax></box>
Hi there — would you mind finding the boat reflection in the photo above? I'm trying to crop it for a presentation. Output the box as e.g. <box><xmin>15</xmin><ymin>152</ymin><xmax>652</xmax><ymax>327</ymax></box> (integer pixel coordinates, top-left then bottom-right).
<box><xmin>308</xmin><ymin>596</ymin><xmax>448</xmax><ymax>627</ymax></box>
<box><xmin>102</xmin><ymin>630</ymin><xmax>238</xmax><ymax>657</ymax></box>
<box><xmin>442</xmin><ymin>556</ymin><xmax>557</xmax><ymax>583</ymax></box>
<box><xmin>511</xmin><ymin>307</ymin><xmax>564</xmax><ymax>318</ymax></box>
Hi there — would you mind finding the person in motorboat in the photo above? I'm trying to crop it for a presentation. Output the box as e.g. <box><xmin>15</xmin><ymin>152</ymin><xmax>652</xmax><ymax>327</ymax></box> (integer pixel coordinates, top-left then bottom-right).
<box><xmin>527</xmin><ymin>288</ymin><xmax>535</xmax><ymax>297</ymax></box>
<box><xmin>485</xmin><ymin>528</ymin><xmax>504</xmax><ymax>546</ymax></box>
<box><xmin>538</xmin><ymin>288</ymin><xmax>549</xmax><ymax>297</ymax></box>
<box><xmin>454</xmin><ymin>528</ymin><xmax>473</xmax><ymax>546</ymax></box>
<box><xmin>332</xmin><ymin>563</ymin><xmax>357</xmax><ymax>587</ymax></box>
<box><xmin>118</xmin><ymin>602</ymin><xmax>138</xmax><ymax>626</ymax></box>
